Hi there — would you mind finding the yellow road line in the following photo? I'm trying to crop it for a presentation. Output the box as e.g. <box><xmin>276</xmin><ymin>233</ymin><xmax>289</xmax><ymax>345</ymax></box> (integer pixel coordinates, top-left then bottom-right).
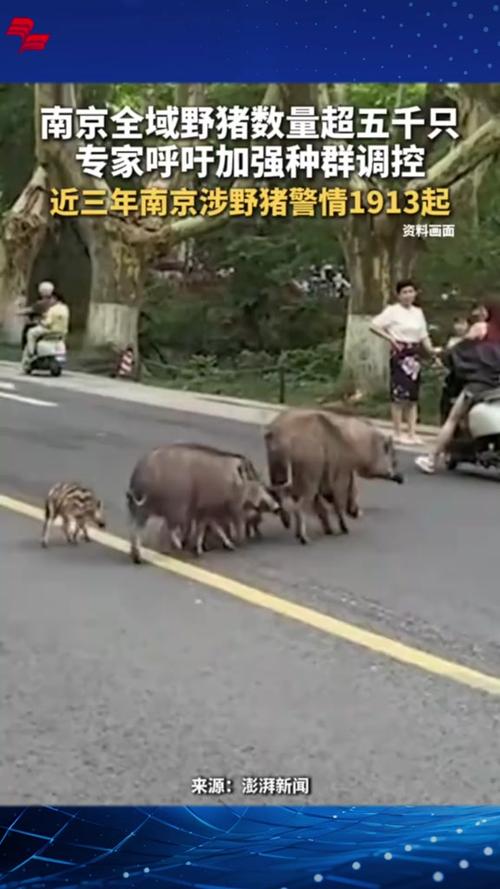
<box><xmin>2</xmin><ymin>491</ymin><xmax>500</xmax><ymax>696</ymax></box>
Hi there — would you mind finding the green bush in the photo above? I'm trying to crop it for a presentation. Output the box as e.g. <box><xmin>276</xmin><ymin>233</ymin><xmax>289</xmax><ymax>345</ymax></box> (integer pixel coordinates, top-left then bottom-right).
<box><xmin>282</xmin><ymin>343</ymin><xmax>342</xmax><ymax>379</ymax></box>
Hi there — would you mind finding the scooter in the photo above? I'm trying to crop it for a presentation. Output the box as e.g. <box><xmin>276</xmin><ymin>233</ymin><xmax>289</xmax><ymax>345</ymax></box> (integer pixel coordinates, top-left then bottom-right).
<box><xmin>445</xmin><ymin>387</ymin><xmax>500</xmax><ymax>472</ymax></box>
<box><xmin>23</xmin><ymin>332</ymin><xmax>67</xmax><ymax>377</ymax></box>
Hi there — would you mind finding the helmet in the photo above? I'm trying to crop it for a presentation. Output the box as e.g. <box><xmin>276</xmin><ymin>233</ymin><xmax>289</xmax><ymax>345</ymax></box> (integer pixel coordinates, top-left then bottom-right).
<box><xmin>38</xmin><ymin>281</ymin><xmax>55</xmax><ymax>298</ymax></box>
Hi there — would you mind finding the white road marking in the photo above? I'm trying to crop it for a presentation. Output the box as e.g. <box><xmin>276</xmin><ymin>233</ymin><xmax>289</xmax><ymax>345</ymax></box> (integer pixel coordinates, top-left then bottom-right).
<box><xmin>0</xmin><ymin>381</ymin><xmax>15</xmax><ymax>391</ymax></box>
<box><xmin>0</xmin><ymin>391</ymin><xmax>58</xmax><ymax>407</ymax></box>
<box><xmin>3</xmin><ymin>492</ymin><xmax>500</xmax><ymax>697</ymax></box>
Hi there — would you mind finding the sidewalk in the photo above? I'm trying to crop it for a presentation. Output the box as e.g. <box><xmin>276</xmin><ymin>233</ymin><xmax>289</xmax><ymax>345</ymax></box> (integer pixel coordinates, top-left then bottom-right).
<box><xmin>0</xmin><ymin>360</ymin><xmax>437</xmax><ymax>447</ymax></box>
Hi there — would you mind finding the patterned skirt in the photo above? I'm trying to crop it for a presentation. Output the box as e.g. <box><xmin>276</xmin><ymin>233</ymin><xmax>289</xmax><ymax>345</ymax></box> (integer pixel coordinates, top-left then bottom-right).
<box><xmin>389</xmin><ymin>343</ymin><xmax>422</xmax><ymax>404</ymax></box>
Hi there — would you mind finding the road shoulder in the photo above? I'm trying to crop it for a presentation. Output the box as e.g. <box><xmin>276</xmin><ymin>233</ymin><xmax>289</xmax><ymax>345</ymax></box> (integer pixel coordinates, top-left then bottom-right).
<box><xmin>0</xmin><ymin>360</ymin><xmax>437</xmax><ymax>449</ymax></box>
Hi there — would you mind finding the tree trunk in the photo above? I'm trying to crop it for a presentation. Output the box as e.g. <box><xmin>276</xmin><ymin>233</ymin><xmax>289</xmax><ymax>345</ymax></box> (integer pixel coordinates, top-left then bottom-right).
<box><xmin>341</xmin><ymin>215</ymin><xmax>418</xmax><ymax>394</ymax></box>
<box><xmin>452</xmin><ymin>88</ymin><xmax>491</xmax><ymax>228</ymax></box>
<box><xmin>83</xmin><ymin>219</ymin><xmax>144</xmax><ymax>350</ymax></box>
<box><xmin>0</xmin><ymin>165</ymin><xmax>49</xmax><ymax>343</ymax></box>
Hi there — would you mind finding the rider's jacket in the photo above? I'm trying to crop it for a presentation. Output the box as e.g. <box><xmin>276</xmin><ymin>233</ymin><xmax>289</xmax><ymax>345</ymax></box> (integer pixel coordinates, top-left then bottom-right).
<box><xmin>446</xmin><ymin>339</ymin><xmax>500</xmax><ymax>394</ymax></box>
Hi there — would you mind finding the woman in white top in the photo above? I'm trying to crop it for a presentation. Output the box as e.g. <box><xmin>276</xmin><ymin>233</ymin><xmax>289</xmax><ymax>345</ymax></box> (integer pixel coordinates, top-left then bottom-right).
<box><xmin>370</xmin><ymin>279</ymin><xmax>435</xmax><ymax>444</ymax></box>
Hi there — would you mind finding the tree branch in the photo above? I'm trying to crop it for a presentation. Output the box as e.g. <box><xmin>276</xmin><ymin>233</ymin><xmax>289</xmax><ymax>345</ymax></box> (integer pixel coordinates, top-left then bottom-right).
<box><xmin>145</xmin><ymin>83</ymin><xmax>207</xmax><ymax>194</ymax></box>
<box><xmin>408</xmin><ymin>115</ymin><xmax>500</xmax><ymax>191</ymax></box>
<box><xmin>124</xmin><ymin>83</ymin><xmax>286</xmax><ymax>251</ymax></box>
<box><xmin>315</xmin><ymin>83</ymin><xmax>370</xmax><ymax>192</ymax></box>
<box><xmin>331</xmin><ymin>84</ymin><xmax>348</xmax><ymax>105</ymax></box>
<box><xmin>389</xmin><ymin>83</ymin><xmax>405</xmax><ymax>143</ymax></box>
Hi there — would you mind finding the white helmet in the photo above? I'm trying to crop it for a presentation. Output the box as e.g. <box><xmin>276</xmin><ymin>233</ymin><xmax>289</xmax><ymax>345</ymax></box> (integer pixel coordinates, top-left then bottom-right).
<box><xmin>38</xmin><ymin>280</ymin><xmax>55</xmax><ymax>298</ymax></box>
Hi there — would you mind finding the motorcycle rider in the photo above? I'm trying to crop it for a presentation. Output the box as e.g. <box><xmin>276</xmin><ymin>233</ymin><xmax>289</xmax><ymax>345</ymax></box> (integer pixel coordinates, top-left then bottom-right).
<box><xmin>416</xmin><ymin>302</ymin><xmax>500</xmax><ymax>474</ymax></box>
<box><xmin>437</xmin><ymin>316</ymin><xmax>470</xmax><ymax>424</ymax></box>
<box><xmin>19</xmin><ymin>283</ymin><xmax>52</xmax><ymax>351</ymax></box>
<box><xmin>22</xmin><ymin>282</ymin><xmax>70</xmax><ymax>370</ymax></box>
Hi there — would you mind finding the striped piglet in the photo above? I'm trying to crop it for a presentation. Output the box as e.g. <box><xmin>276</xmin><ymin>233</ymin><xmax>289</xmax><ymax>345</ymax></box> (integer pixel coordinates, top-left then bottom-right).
<box><xmin>41</xmin><ymin>482</ymin><xmax>106</xmax><ymax>548</ymax></box>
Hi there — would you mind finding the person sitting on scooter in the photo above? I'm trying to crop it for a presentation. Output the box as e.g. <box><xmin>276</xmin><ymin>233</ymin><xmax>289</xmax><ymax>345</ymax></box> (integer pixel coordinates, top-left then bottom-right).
<box><xmin>438</xmin><ymin>316</ymin><xmax>470</xmax><ymax>424</ymax></box>
<box><xmin>469</xmin><ymin>304</ymin><xmax>489</xmax><ymax>325</ymax></box>
<box><xmin>19</xmin><ymin>285</ymin><xmax>52</xmax><ymax>351</ymax></box>
<box><xmin>416</xmin><ymin>302</ymin><xmax>500</xmax><ymax>474</ymax></box>
<box><xmin>445</xmin><ymin>316</ymin><xmax>470</xmax><ymax>351</ymax></box>
<box><xmin>22</xmin><ymin>283</ymin><xmax>69</xmax><ymax>370</ymax></box>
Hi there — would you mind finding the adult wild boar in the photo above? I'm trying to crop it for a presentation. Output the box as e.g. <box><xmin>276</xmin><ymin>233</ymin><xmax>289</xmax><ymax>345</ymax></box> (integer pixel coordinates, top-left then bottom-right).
<box><xmin>265</xmin><ymin>408</ymin><xmax>403</xmax><ymax>544</ymax></box>
<box><xmin>264</xmin><ymin>410</ymin><xmax>357</xmax><ymax>544</ymax></box>
<box><xmin>178</xmin><ymin>444</ymin><xmax>279</xmax><ymax>549</ymax></box>
<box><xmin>318</xmin><ymin>409</ymin><xmax>404</xmax><ymax>516</ymax></box>
<box><xmin>126</xmin><ymin>443</ymin><xmax>278</xmax><ymax>563</ymax></box>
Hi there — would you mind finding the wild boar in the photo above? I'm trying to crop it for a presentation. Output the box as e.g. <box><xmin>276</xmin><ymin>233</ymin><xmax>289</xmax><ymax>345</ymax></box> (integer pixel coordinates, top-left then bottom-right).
<box><xmin>41</xmin><ymin>481</ymin><xmax>106</xmax><ymax>548</ymax></box>
<box><xmin>165</xmin><ymin>443</ymin><xmax>279</xmax><ymax>545</ymax></box>
<box><xmin>264</xmin><ymin>410</ymin><xmax>357</xmax><ymax>544</ymax></box>
<box><xmin>192</xmin><ymin>477</ymin><xmax>279</xmax><ymax>554</ymax></box>
<box><xmin>265</xmin><ymin>408</ymin><xmax>403</xmax><ymax>544</ymax></box>
<box><xmin>318</xmin><ymin>409</ymin><xmax>404</xmax><ymax>516</ymax></box>
<box><xmin>320</xmin><ymin>410</ymin><xmax>403</xmax><ymax>482</ymax></box>
<box><xmin>126</xmin><ymin>443</ymin><xmax>277</xmax><ymax>563</ymax></box>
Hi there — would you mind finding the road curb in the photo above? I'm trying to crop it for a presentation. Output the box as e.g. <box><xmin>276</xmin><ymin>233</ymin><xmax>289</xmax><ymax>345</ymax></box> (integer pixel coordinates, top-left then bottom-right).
<box><xmin>0</xmin><ymin>360</ymin><xmax>437</xmax><ymax>449</ymax></box>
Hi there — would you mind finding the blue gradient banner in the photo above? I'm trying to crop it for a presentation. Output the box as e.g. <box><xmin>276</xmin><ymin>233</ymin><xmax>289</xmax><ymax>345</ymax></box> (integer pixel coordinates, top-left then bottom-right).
<box><xmin>1</xmin><ymin>807</ymin><xmax>500</xmax><ymax>888</ymax></box>
<box><xmin>1</xmin><ymin>0</ymin><xmax>500</xmax><ymax>82</ymax></box>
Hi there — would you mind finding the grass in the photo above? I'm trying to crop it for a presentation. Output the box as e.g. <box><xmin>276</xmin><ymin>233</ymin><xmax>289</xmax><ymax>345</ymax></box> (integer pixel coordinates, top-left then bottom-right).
<box><xmin>140</xmin><ymin>361</ymin><xmax>443</xmax><ymax>426</ymax></box>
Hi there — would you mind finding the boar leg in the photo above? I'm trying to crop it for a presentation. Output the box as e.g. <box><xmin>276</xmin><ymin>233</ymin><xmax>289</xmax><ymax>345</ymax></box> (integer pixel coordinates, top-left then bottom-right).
<box><xmin>41</xmin><ymin>505</ymin><xmax>55</xmax><ymax>549</ymax></box>
<box><xmin>62</xmin><ymin>515</ymin><xmax>76</xmax><ymax>544</ymax></box>
<box><xmin>329</xmin><ymin>486</ymin><xmax>349</xmax><ymax>535</ymax></box>
<box><xmin>41</xmin><ymin>518</ymin><xmax>52</xmax><ymax>548</ymax></box>
<box><xmin>183</xmin><ymin>518</ymin><xmax>198</xmax><ymax>551</ymax></box>
<box><xmin>194</xmin><ymin>520</ymin><xmax>234</xmax><ymax>556</ymax></box>
<box><xmin>77</xmin><ymin>518</ymin><xmax>91</xmax><ymax>542</ymax></box>
<box><xmin>157</xmin><ymin>521</ymin><xmax>183</xmax><ymax>554</ymax></box>
<box><xmin>211</xmin><ymin>521</ymin><xmax>236</xmax><ymax>551</ymax></box>
<box><xmin>277</xmin><ymin>504</ymin><xmax>291</xmax><ymax>530</ymax></box>
<box><xmin>232</xmin><ymin>516</ymin><xmax>246</xmax><ymax>545</ymax></box>
<box><xmin>292</xmin><ymin>500</ymin><xmax>309</xmax><ymax>545</ymax></box>
<box><xmin>346</xmin><ymin>473</ymin><xmax>362</xmax><ymax>518</ymax></box>
<box><xmin>194</xmin><ymin>521</ymin><xmax>208</xmax><ymax>556</ymax></box>
<box><xmin>169</xmin><ymin>526</ymin><xmax>184</xmax><ymax>551</ymax></box>
<box><xmin>313</xmin><ymin>495</ymin><xmax>334</xmax><ymax>535</ymax></box>
<box><xmin>268</xmin><ymin>488</ymin><xmax>291</xmax><ymax>530</ymax></box>
<box><xmin>130</xmin><ymin>518</ymin><xmax>145</xmax><ymax>564</ymax></box>
<box><xmin>246</xmin><ymin>512</ymin><xmax>262</xmax><ymax>539</ymax></box>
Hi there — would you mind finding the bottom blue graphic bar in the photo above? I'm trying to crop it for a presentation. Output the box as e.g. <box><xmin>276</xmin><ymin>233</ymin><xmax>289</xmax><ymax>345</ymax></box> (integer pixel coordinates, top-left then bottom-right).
<box><xmin>1</xmin><ymin>807</ymin><xmax>500</xmax><ymax>889</ymax></box>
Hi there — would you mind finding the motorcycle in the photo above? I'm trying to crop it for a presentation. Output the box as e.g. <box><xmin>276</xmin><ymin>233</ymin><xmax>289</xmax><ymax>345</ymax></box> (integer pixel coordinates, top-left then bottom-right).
<box><xmin>437</xmin><ymin>338</ymin><xmax>500</xmax><ymax>472</ymax></box>
<box><xmin>23</xmin><ymin>332</ymin><xmax>67</xmax><ymax>377</ymax></box>
<box><xmin>445</xmin><ymin>387</ymin><xmax>500</xmax><ymax>472</ymax></box>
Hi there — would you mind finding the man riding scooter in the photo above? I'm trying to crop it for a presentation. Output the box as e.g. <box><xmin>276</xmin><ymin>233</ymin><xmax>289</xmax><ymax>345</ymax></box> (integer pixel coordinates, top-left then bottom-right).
<box><xmin>22</xmin><ymin>281</ymin><xmax>70</xmax><ymax>375</ymax></box>
<box><xmin>416</xmin><ymin>302</ymin><xmax>500</xmax><ymax>474</ymax></box>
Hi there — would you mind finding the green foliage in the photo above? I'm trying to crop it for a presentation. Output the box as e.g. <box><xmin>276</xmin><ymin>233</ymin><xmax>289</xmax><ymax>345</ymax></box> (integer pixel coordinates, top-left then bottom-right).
<box><xmin>349</xmin><ymin>83</ymin><xmax>427</xmax><ymax>108</ymax></box>
<box><xmin>141</xmin><ymin>342</ymin><xmax>343</xmax><ymax>406</ymax></box>
<box><xmin>2</xmin><ymin>79</ymin><xmax>500</xmax><ymax>390</ymax></box>
<box><xmin>420</xmin><ymin>165</ymin><xmax>500</xmax><ymax>307</ymax></box>
<box><xmin>140</xmin><ymin>280</ymin><xmax>346</xmax><ymax>358</ymax></box>
<box><xmin>82</xmin><ymin>83</ymin><xmax>261</xmax><ymax>114</ymax></box>
<box><xmin>0</xmin><ymin>85</ymin><xmax>34</xmax><ymax>212</ymax></box>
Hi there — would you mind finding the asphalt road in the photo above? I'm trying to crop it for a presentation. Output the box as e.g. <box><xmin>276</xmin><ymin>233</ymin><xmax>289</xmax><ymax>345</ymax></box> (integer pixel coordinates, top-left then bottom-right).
<box><xmin>2</xmin><ymin>373</ymin><xmax>500</xmax><ymax>804</ymax></box>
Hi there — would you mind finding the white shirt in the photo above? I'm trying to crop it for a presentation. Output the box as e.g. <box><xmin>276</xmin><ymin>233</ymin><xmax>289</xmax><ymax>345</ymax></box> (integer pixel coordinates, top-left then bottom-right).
<box><xmin>372</xmin><ymin>303</ymin><xmax>428</xmax><ymax>344</ymax></box>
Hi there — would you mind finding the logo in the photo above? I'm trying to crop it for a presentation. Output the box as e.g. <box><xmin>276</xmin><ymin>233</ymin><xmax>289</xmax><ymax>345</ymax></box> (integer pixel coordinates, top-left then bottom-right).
<box><xmin>6</xmin><ymin>17</ymin><xmax>50</xmax><ymax>52</ymax></box>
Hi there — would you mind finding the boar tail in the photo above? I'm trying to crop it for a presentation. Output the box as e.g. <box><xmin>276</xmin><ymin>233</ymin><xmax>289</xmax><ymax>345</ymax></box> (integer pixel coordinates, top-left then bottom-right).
<box><xmin>126</xmin><ymin>489</ymin><xmax>147</xmax><ymax>510</ymax></box>
<box><xmin>265</xmin><ymin>430</ymin><xmax>292</xmax><ymax>489</ymax></box>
